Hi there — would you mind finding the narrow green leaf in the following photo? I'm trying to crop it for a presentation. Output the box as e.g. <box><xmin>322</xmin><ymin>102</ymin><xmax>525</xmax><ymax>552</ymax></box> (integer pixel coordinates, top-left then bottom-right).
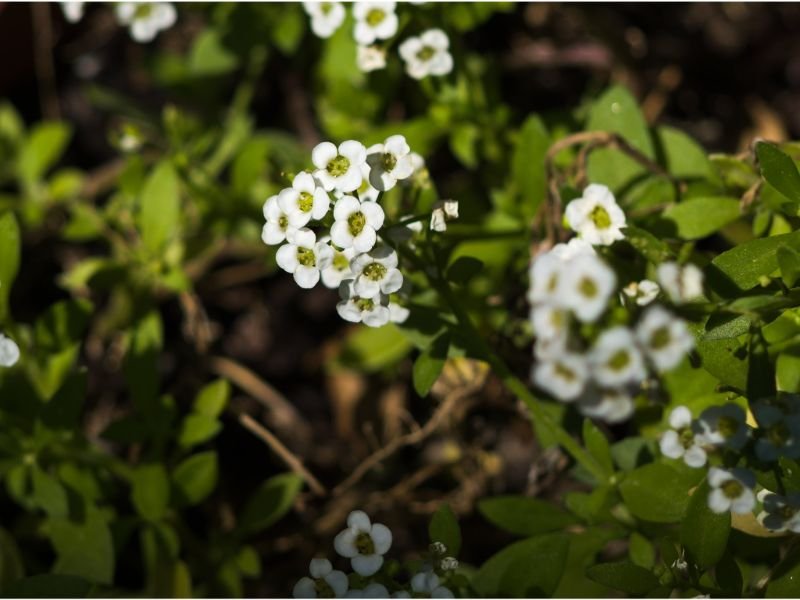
<box><xmin>238</xmin><ymin>473</ymin><xmax>303</xmax><ymax>535</ymax></box>
<box><xmin>177</xmin><ymin>413</ymin><xmax>222</xmax><ymax>448</ymax></box>
<box><xmin>680</xmin><ymin>480</ymin><xmax>730</xmax><ymax>569</ymax></box>
<box><xmin>709</xmin><ymin>230</ymin><xmax>800</xmax><ymax>294</ymax></box>
<box><xmin>582</xmin><ymin>419</ymin><xmax>614</xmax><ymax>476</ymax></box>
<box><xmin>138</xmin><ymin>162</ymin><xmax>180</xmax><ymax>253</ymax></box>
<box><xmin>428</xmin><ymin>503</ymin><xmax>461</xmax><ymax>557</ymax></box>
<box><xmin>412</xmin><ymin>333</ymin><xmax>449</xmax><ymax>397</ymax></box>
<box><xmin>173</xmin><ymin>451</ymin><xmax>218</xmax><ymax>506</ymax></box>
<box><xmin>628</xmin><ymin>532</ymin><xmax>655</xmax><ymax>569</ymax></box>
<box><xmin>131</xmin><ymin>464</ymin><xmax>170</xmax><ymax>521</ymax></box>
<box><xmin>756</xmin><ymin>142</ymin><xmax>800</xmax><ymax>204</ymax></box>
<box><xmin>0</xmin><ymin>211</ymin><xmax>20</xmax><ymax>322</ymax></box>
<box><xmin>512</xmin><ymin>115</ymin><xmax>550</xmax><ymax>216</ymax></box>
<box><xmin>18</xmin><ymin>122</ymin><xmax>71</xmax><ymax>184</ymax></box>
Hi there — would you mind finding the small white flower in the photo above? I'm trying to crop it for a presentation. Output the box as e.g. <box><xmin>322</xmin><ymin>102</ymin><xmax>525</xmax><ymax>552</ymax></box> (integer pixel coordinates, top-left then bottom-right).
<box><xmin>429</xmin><ymin>200</ymin><xmax>458</xmax><ymax>233</ymax></box>
<box><xmin>303</xmin><ymin>2</ymin><xmax>346</xmax><ymax>39</ymax></box>
<box><xmin>564</xmin><ymin>184</ymin><xmax>626</xmax><ymax>246</ymax></box>
<box><xmin>622</xmin><ymin>279</ymin><xmax>659</xmax><ymax>306</ymax></box>
<box><xmin>278</xmin><ymin>172</ymin><xmax>331</xmax><ymax>226</ymax></box>
<box><xmin>331</xmin><ymin>195</ymin><xmax>385</xmax><ymax>252</ymax></box>
<box><xmin>312</xmin><ymin>141</ymin><xmax>368</xmax><ymax>193</ymax></box>
<box><xmin>635</xmin><ymin>306</ymin><xmax>694</xmax><ymax>373</ymax></box>
<box><xmin>560</xmin><ymin>253</ymin><xmax>617</xmax><ymax>323</ymax></box>
<box><xmin>527</xmin><ymin>253</ymin><xmax>565</xmax><ymax>306</ymax></box>
<box><xmin>549</xmin><ymin>237</ymin><xmax>596</xmax><ymax>261</ymax></box>
<box><xmin>659</xmin><ymin>406</ymin><xmax>707</xmax><ymax>468</ymax></box>
<box><xmin>61</xmin><ymin>2</ymin><xmax>85</xmax><ymax>23</ymax></box>
<box><xmin>321</xmin><ymin>245</ymin><xmax>356</xmax><ymax>290</ymax></box>
<box><xmin>578</xmin><ymin>388</ymin><xmax>635</xmax><ymax>424</ymax></box>
<box><xmin>752</xmin><ymin>402</ymin><xmax>800</xmax><ymax>462</ymax></box>
<box><xmin>707</xmin><ymin>467</ymin><xmax>756</xmax><ymax>515</ymax></box>
<box><xmin>293</xmin><ymin>558</ymin><xmax>349</xmax><ymax>599</ymax></box>
<box><xmin>351</xmin><ymin>246</ymin><xmax>403</xmax><ymax>297</ymax></box>
<box><xmin>276</xmin><ymin>229</ymin><xmax>333</xmax><ymax>289</ymax></box>
<box><xmin>696</xmin><ymin>403</ymin><xmax>749</xmax><ymax>451</ymax></box>
<box><xmin>388</xmin><ymin>302</ymin><xmax>410</xmax><ymax>324</ymax></box>
<box><xmin>0</xmin><ymin>334</ymin><xmax>20</xmax><ymax>368</ymax></box>
<box><xmin>353</xmin><ymin>2</ymin><xmax>398</xmax><ymax>46</ymax></box>
<box><xmin>399</xmin><ymin>29</ymin><xmax>453</xmax><ymax>80</ymax></box>
<box><xmin>409</xmin><ymin>152</ymin><xmax>426</xmax><ymax>175</ymax></box>
<box><xmin>589</xmin><ymin>326</ymin><xmax>647</xmax><ymax>388</ymax></box>
<box><xmin>337</xmin><ymin>282</ymin><xmax>391</xmax><ymax>328</ymax></box>
<box><xmin>366</xmin><ymin>135</ymin><xmax>414</xmax><ymax>191</ymax></box>
<box><xmin>440</xmin><ymin>557</ymin><xmax>459</xmax><ymax>571</ymax></box>
<box><xmin>115</xmin><ymin>3</ymin><xmax>177</xmax><ymax>43</ymax></box>
<box><xmin>532</xmin><ymin>353</ymin><xmax>589</xmax><ymax>402</ymax></box>
<box><xmin>530</xmin><ymin>304</ymin><xmax>569</xmax><ymax>360</ymax></box>
<box><xmin>345</xmin><ymin>583</ymin><xmax>390</xmax><ymax>599</ymax></box>
<box><xmin>357</xmin><ymin>45</ymin><xmax>387</xmax><ymax>72</ymax></box>
<box><xmin>262</xmin><ymin>194</ymin><xmax>302</xmax><ymax>246</ymax></box>
<box><xmin>657</xmin><ymin>262</ymin><xmax>704</xmax><ymax>303</ymax></box>
<box><xmin>409</xmin><ymin>572</ymin><xmax>454</xmax><ymax>599</ymax></box>
<box><xmin>757</xmin><ymin>489</ymin><xmax>800</xmax><ymax>533</ymax></box>
<box><xmin>334</xmin><ymin>510</ymin><xmax>393</xmax><ymax>576</ymax></box>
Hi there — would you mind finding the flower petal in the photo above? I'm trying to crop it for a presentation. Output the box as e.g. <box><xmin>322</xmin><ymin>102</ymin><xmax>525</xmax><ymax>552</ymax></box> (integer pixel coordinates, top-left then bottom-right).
<box><xmin>334</xmin><ymin>529</ymin><xmax>360</xmax><ymax>558</ymax></box>
<box><xmin>312</xmin><ymin>142</ymin><xmax>338</xmax><ymax>169</ymax></box>
<box><xmin>351</xmin><ymin>554</ymin><xmax>383</xmax><ymax>577</ymax></box>
<box><xmin>370</xmin><ymin>523</ymin><xmax>392</xmax><ymax>554</ymax></box>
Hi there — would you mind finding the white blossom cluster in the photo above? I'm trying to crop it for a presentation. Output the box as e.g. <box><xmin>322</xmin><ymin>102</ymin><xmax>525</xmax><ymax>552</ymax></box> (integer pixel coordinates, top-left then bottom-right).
<box><xmin>262</xmin><ymin>135</ymin><xmax>442</xmax><ymax>328</ymax></box>
<box><xmin>302</xmin><ymin>2</ymin><xmax>453</xmax><ymax>79</ymax></box>
<box><xmin>527</xmin><ymin>184</ymin><xmax>695</xmax><ymax>424</ymax></box>
<box><xmin>61</xmin><ymin>2</ymin><xmax>177</xmax><ymax>42</ymax></box>
<box><xmin>293</xmin><ymin>510</ymin><xmax>455</xmax><ymax>598</ymax></box>
<box><xmin>659</xmin><ymin>397</ymin><xmax>800</xmax><ymax>530</ymax></box>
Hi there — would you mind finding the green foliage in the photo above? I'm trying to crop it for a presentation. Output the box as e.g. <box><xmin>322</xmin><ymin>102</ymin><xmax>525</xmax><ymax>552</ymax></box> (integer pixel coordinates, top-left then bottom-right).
<box><xmin>429</xmin><ymin>503</ymin><xmax>461</xmax><ymax>557</ymax></box>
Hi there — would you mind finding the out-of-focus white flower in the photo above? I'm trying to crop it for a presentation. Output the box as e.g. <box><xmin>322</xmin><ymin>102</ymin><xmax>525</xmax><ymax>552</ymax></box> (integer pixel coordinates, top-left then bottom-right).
<box><xmin>61</xmin><ymin>2</ymin><xmax>85</xmax><ymax>23</ymax></box>
<box><xmin>439</xmin><ymin>557</ymin><xmax>459</xmax><ymax>571</ymax></box>
<box><xmin>659</xmin><ymin>406</ymin><xmax>707</xmax><ymax>468</ymax></box>
<box><xmin>275</xmin><ymin>228</ymin><xmax>333</xmax><ymax>289</ymax></box>
<box><xmin>357</xmin><ymin>45</ymin><xmax>387</xmax><ymax>72</ymax></box>
<box><xmin>331</xmin><ymin>195</ymin><xmax>385</xmax><ymax>252</ymax></box>
<box><xmin>757</xmin><ymin>489</ymin><xmax>800</xmax><ymax>533</ymax></box>
<box><xmin>707</xmin><ymin>467</ymin><xmax>756</xmax><ymax>515</ymax></box>
<box><xmin>408</xmin><ymin>572</ymin><xmax>454</xmax><ymax>599</ymax></box>
<box><xmin>303</xmin><ymin>2</ymin><xmax>346</xmax><ymax>39</ymax></box>
<box><xmin>549</xmin><ymin>237</ymin><xmax>596</xmax><ymax>261</ymax></box>
<box><xmin>312</xmin><ymin>141</ymin><xmax>368</xmax><ymax>193</ymax></box>
<box><xmin>532</xmin><ymin>353</ymin><xmax>589</xmax><ymax>402</ymax></box>
<box><xmin>657</xmin><ymin>262</ymin><xmax>705</xmax><ymax>303</ymax></box>
<box><xmin>351</xmin><ymin>246</ymin><xmax>403</xmax><ymax>297</ymax></box>
<box><xmin>752</xmin><ymin>402</ymin><xmax>800</xmax><ymax>462</ymax></box>
<box><xmin>388</xmin><ymin>302</ymin><xmax>410</xmax><ymax>324</ymax></box>
<box><xmin>345</xmin><ymin>583</ymin><xmax>390</xmax><ymax>599</ymax></box>
<box><xmin>696</xmin><ymin>403</ymin><xmax>749</xmax><ymax>451</ymax></box>
<box><xmin>635</xmin><ymin>306</ymin><xmax>694</xmax><ymax>373</ymax></box>
<box><xmin>564</xmin><ymin>184</ymin><xmax>626</xmax><ymax>246</ymax></box>
<box><xmin>337</xmin><ymin>282</ymin><xmax>391</xmax><ymax>328</ymax></box>
<box><xmin>293</xmin><ymin>558</ymin><xmax>349</xmax><ymax>599</ymax></box>
<box><xmin>353</xmin><ymin>2</ymin><xmax>398</xmax><ymax>45</ymax></box>
<box><xmin>530</xmin><ymin>304</ymin><xmax>569</xmax><ymax>358</ymax></box>
<box><xmin>578</xmin><ymin>388</ymin><xmax>635</xmax><ymax>424</ymax></box>
<box><xmin>622</xmin><ymin>279</ymin><xmax>659</xmax><ymax>306</ymax></box>
<box><xmin>115</xmin><ymin>3</ymin><xmax>177</xmax><ymax>43</ymax></box>
<box><xmin>334</xmin><ymin>510</ymin><xmax>393</xmax><ymax>576</ymax></box>
<box><xmin>320</xmin><ymin>244</ymin><xmax>356</xmax><ymax>290</ymax></box>
<box><xmin>278</xmin><ymin>172</ymin><xmax>330</xmax><ymax>226</ymax></box>
<box><xmin>430</xmin><ymin>200</ymin><xmax>458</xmax><ymax>232</ymax></box>
<box><xmin>527</xmin><ymin>253</ymin><xmax>564</xmax><ymax>306</ymax></box>
<box><xmin>366</xmin><ymin>135</ymin><xmax>414</xmax><ymax>191</ymax></box>
<box><xmin>560</xmin><ymin>253</ymin><xmax>617</xmax><ymax>323</ymax></box>
<box><xmin>589</xmin><ymin>326</ymin><xmax>647</xmax><ymax>388</ymax></box>
<box><xmin>399</xmin><ymin>29</ymin><xmax>453</xmax><ymax>79</ymax></box>
<box><xmin>0</xmin><ymin>334</ymin><xmax>20</xmax><ymax>368</ymax></box>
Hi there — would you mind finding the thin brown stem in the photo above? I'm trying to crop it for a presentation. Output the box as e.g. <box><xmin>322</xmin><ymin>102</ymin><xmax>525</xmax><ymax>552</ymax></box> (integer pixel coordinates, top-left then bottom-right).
<box><xmin>32</xmin><ymin>3</ymin><xmax>60</xmax><ymax>120</ymax></box>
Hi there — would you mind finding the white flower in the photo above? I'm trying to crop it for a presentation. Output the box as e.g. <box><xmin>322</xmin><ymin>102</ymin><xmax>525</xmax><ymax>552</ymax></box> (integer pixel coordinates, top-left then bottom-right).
<box><xmin>388</xmin><ymin>302</ymin><xmax>410</xmax><ymax>324</ymax></box>
<box><xmin>578</xmin><ymin>388</ymin><xmax>635</xmax><ymax>424</ymax></box>
<box><xmin>409</xmin><ymin>573</ymin><xmax>454</xmax><ymax>599</ymax></box>
<box><xmin>657</xmin><ymin>262</ymin><xmax>704</xmax><ymax>303</ymax></box>
<box><xmin>659</xmin><ymin>406</ymin><xmax>707</xmax><ymax>468</ymax></box>
<box><xmin>321</xmin><ymin>245</ymin><xmax>356</xmax><ymax>289</ymax></box>
<box><xmin>752</xmin><ymin>402</ymin><xmax>800</xmax><ymax>462</ymax></box>
<box><xmin>530</xmin><ymin>304</ymin><xmax>569</xmax><ymax>360</ymax></box>
<box><xmin>293</xmin><ymin>558</ymin><xmax>349</xmax><ymax>599</ymax></box>
<box><xmin>560</xmin><ymin>253</ymin><xmax>617</xmax><ymax>323</ymax></box>
<box><xmin>351</xmin><ymin>246</ymin><xmax>403</xmax><ymax>297</ymax></box>
<box><xmin>275</xmin><ymin>229</ymin><xmax>333</xmax><ymax>289</ymax></box>
<box><xmin>622</xmin><ymin>279</ymin><xmax>659</xmax><ymax>306</ymax></box>
<box><xmin>549</xmin><ymin>237</ymin><xmax>596</xmax><ymax>261</ymax></box>
<box><xmin>337</xmin><ymin>282</ymin><xmax>391</xmax><ymax>328</ymax></box>
<box><xmin>331</xmin><ymin>195</ymin><xmax>385</xmax><ymax>252</ymax></box>
<box><xmin>115</xmin><ymin>3</ymin><xmax>177</xmax><ymax>43</ymax></box>
<box><xmin>589</xmin><ymin>326</ymin><xmax>647</xmax><ymax>388</ymax></box>
<box><xmin>409</xmin><ymin>152</ymin><xmax>426</xmax><ymax>175</ymax></box>
<box><xmin>262</xmin><ymin>195</ymin><xmax>302</xmax><ymax>246</ymax></box>
<box><xmin>707</xmin><ymin>467</ymin><xmax>756</xmax><ymax>515</ymax></box>
<box><xmin>354</xmin><ymin>163</ymin><xmax>381</xmax><ymax>202</ymax></box>
<box><xmin>635</xmin><ymin>306</ymin><xmax>694</xmax><ymax>373</ymax></box>
<box><xmin>366</xmin><ymin>135</ymin><xmax>414</xmax><ymax>191</ymax></box>
<box><xmin>430</xmin><ymin>200</ymin><xmax>458</xmax><ymax>232</ymax></box>
<box><xmin>399</xmin><ymin>29</ymin><xmax>453</xmax><ymax>80</ymax></box>
<box><xmin>0</xmin><ymin>334</ymin><xmax>20</xmax><ymax>367</ymax></box>
<box><xmin>312</xmin><ymin>141</ymin><xmax>368</xmax><ymax>193</ymax></box>
<box><xmin>757</xmin><ymin>489</ymin><xmax>800</xmax><ymax>533</ymax></box>
<box><xmin>531</xmin><ymin>353</ymin><xmax>589</xmax><ymax>402</ymax></box>
<box><xmin>61</xmin><ymin>2</ymin><xmax>85</xmax><ymax>23</ymax></box>
<box><xmin>353</xmin><ymin>2</ymin><xmax>398</xmax><ymax>46</ymax></box>
<box><xmin>357</xmin><ymin>45</ymin><xmax>387</xmax><ymax>72</ymax></box>
<box><xmin>346</xmin><ymin>583</ymin><xmax>390</xmax><ymax>599</ymax></box>
<box><xmin>527</xmin><ymin>253</ymin><xmax>565</xmax><ymax>306</ymax></box>
<box><xmin>334</xmin><ymin>510</ymin><xmax>393</xmax><ymax>576</ymax></box>
<box><xmin>440</xmin><ymin>557</ymin><xmax>459</xmax><ymax>571</ymax></box>
<box><xmin>696</xmin><ymin>403</ymin><xmax>749</xmax><ymax>451</ymax></box>
<box><xmin>564</xmin><ymin>184</ymin><xmax>626</xmax><ymax>246</ymax></box>
<box><xmin>303</xmin><ymin>2</ymin><xmax>345</xmax><ymax>39</ymax></box>
<box><xmin>278</xmin><ymin>172</ymin><xmax>331</xmax><ymax>226</ymax></box>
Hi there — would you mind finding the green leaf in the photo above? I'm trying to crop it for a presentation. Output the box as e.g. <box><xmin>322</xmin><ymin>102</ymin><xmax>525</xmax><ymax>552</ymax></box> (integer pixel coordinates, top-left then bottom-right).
<box><xmin>767</xmin><ymin>545</ymin><xmax>800</xmax><ymax>597</ymax></box>
<box><xmin>238</xmin><ymin>473</ymin><xmax>303</xmax><ymax>535</ymax></box>
<box><xmin>131</xmin><ymin>464</ymin><xmax>170</xmax><ymax>521</ymax></box>
<box><xmin>473</xmin><ymin>533</ymin><xmax>569</xmax><ymax>597</ymax></box>
<box><xmin>446</xmin><ymin>256</ymin><xmax>483</xmax><ymax>285</ymax></box>
<box><xmin>628</xmin><ymin>532</ymin><xmax>655</xmax><ymax>569</ymax></box>
<box><xmin>449</xmin><ymin>123</ymin><xmax>480</xmax><ymax>168</ymax></box>
<box><xmin>716</xmin><ymin>551</ymin><xmax>743</xmax><ymax>596</ymax></box>
<box><xmin>777</xmin><ymin>353</ymin><xmax>800</xmax><ymax>393</ymax></box>
<box><xmin>696</xmin><ymin>334</ymin><xmax>749</xmax><ymax>392</ymax></box>
<box><xmin>49</xmin><ymin>509</ymin><xmax>114</xmax><ymax>585</ymax></box>
<box><xmin>511</xmin><ymin>115</ymin><xmax>550</xmax><ymax>217</ymax></box>
<box><xmin>178</xmin><ymin>413</ymin><xmax>222</xmax><ymax>448</ymax></box>
<box><xmin>412</xmin><ymin>333</ymin><xmax>449</xmax><ymax>397</ymax></box>
<box><xmin>173</xmin><ymin>451</ymin><xmax>218</xmax><ymax>506</ymax></box>
<box><xmin>31</xmin><ymin>468</ymin><xmax>69</xmax><ymax>518</ymax></box>
<box><xmin>138</xmin><ymin>161</ymin><xmax>180</xmax><ymax>253</ymax></box>
<box><xmin>680</xmin><ymin>480</ymin><xmax>730</xmax><ymax>569</ymax></box>
<box><xmin>478</xmin><ymin>495</ymin><xmax>578</xmax><ymax>536</ymax></box>
<box><xmin>124</xmin><ymin>311</ymin><xmax>163</xmax><ymax>413</ymax></box>
<box><xmin>756</xmin><ymin>142</ymin><xmax>800</xmax><ymax>204</ymax></box>
<box><xmin>428</xmin><ymin>503</ymin><xmax>461</xmax><ymax>557</ymax></box>
<box><xmin>193</xmin><ymin>379</ymin><xmax>230</xmax><ymax>418</ymax></box>
<box><xmin>0</xmin><ymin>211</ymin><xmax>21</xmax><ymax>322</ymax></box>
<box><xmin>777</xmin><ymin>245</ymin><xmax>800</xmax><ymax>287</ymax></box>
<box><xmin>708</xmin><ymin>230</ymin><xmax>800</xmax><ymax>294</ymax></box>
<box><xmin>188</xmin><ymin>30</ymin><xmax>239</xmax><ymax>77</ymax></box>
<box><xmin>4</xmin><ymin>575</ymin><xmax>92</xmax><ymax>598</ymax></box>
<box><xmin>586</xmin><ymin>561</ymin><xmax>659</xmax><ymax>595</ymax></box>
<box><xmin>624</xmin><ymin>225</ymin><xmax>673</xmax><ymax>263</ymax></box>
<box><xmin>582</xmin><ymin>419</ymin><xmax>614</xmax><ymax>476</ymax></box>
<box><xmin>342</xmin><ymin>324</ymin><xmax>412</xmax><ymax>372</ymax></box>
<box><xmin>618</xmin><ymin>462</ymin><xmax>702</xmax><ymax>523</ymax></box>
<box><xmin>662</xmin><ymin>196</ymin><xmax>740</xmax><ymax>240</ymax></box>
<box><xmin>18</xmin><ymin>122</ymin><xmax>71</xmax><ymax>185</ymax></box>
<box><xmin>655</xmin><ymin>126</ymin><xmax>715</xmax><ymax>181</ymax></box>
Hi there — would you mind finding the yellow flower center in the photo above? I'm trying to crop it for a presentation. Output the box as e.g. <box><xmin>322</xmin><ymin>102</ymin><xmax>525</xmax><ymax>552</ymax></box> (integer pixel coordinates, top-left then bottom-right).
<box><xmin>348</xmin><ymin>212</ymin><xmax>367</xmax><ymax>236</ymax></box>
<box><xmin>417</xmin><ymin>46</ymin><xmax>436</xmax><ymax>62</ymax></box>
<box><xmin>590</xmin><ymin>205</ymin><xmax>612</xmax><ymax>229</ymax></box>
<box><xmin>327</xmin><ymin>155</ymin><xmax>351</xmax><ymax>177</ymax></box>
<box><xmin>297</xmin><ymin>247</ymin><xmax>316</xmax><ymax>268</ymax></box>
<box><xmin>650</xmin><ymin>327</ymin><xmax>671</xmax><ymax>350</ymax></box>
<box><xmin>298</xmin><ymin>191</ymin><xmax>314</xmax><ymax>213</ymax></box>
<box><xmin>608</xmin><ymin>350</ymin><xmax>630</xmax><ymax>371</ymax></box>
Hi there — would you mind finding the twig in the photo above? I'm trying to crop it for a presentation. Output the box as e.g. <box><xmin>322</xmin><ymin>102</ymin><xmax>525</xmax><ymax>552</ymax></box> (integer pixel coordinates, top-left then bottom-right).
<box><xmin>32</xmin><ymin>3</ymin><xmax>60</xmax><ymax>120</ymax></box>
<box><xmin>238</xmin><ymin>412</ymin><xmax>327</xmax><ymax>497</ymax></box>
<box><xmin>179</xmin><ymin>292</ymin><xmax>214</xmax><ymax>354</ymax></box>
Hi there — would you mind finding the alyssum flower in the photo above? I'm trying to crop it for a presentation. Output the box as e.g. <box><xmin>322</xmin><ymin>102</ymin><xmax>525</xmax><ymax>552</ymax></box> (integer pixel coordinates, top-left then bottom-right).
<box><xmin>757</xmin><ymin>489</ymin><xmax>800</xmax><ymax>533</ymax></box>
<box><xmin>321</xmin><ymin>245</ymin><xmax>356</xmax><ymax>290</ymax></box>
<box><xmin>278</xmin><ymin>172</ymin><xmax>331</xmax><ymax>225</ymax></box>
<box><xmin>276</xmin><ymin>228</ymin><xmax>334</xmax><ymax>289</ymax></box>
<box><xmin>353</xmin><ymin>2</ymin><xmax>399</xmax><ymax>46</ymax></box>
<box><xmin>366</xmin><ymin>135</ymin><xmax>414</xmax><ymax>191</ymax></box>
<box><xmin>559</xmin><ymin>253</ymin><xmax>617</xmax><ymax>323</ymax></box>
<box><xmin>312</xmin><ymin>141</ymin><xmax>367</xmax><ymax>193</ymax></box>
<box><xmin>0</xmin><ymin>334</ymin><xmax>20</xmax><ymax>368</ymax></box>
<box><xmin>303</xmin><ymin>2</ymin><xmax>346</xmax><ymax>39</ymax></box>
<box><xmin>565</xmin><ymin>184</ymin><xmax>626</xmax><ymax>246</ymax></box>
<box><xmin>657</xmin><ymin>261</ymin><xmax>704</xmax><ymax>304</ymax></box>
<box><xmin>532</xmin><ymin>352</ymin><xmax>589</xmax><ymax>402</ymax></box>
<box><xmin>751</xmin><ymin>401</ymin><xmax>800</xmax><ymax>462</ymax></box>
<box><xmin>336</xmin><ymin>281</ymin><xmax>391</xmax><ymax>328</ymax></box>
<box><xmin>578</xmin><ymin>388</ymin><xmax>635</xmax><ymax>424</ymax></box>
<box><xmin>696</xmin><ymin>403</ymin><xmax>749</xmax><ymax>451</ymax></box>
<box><xmin>588</xmin><ymin>326</ymin><xmax>647</xmax><ymax>387</ymax></box>
<box><xmin>399</xmin><ymin>29</ymin><xmax>453</xmax><ymax>80</ymax></box>
<box><xmin>330</xmin><ymin>195</ymin><xmax>385</xmax><ymax>252</ymax></box>
<box><xmin>635</xmin><ymin>306</ymin><xmax>694</xmax><ymax>373</ymax></box>
<box><xmin>350</xmin><ymin>245</ymin><xmax>404</xmax><ymax>297</ymax></box>
<box><xmin>115</xmin><ymin>2</ymin><xmax>177</xmax><ymax>43</ymax></box>
<box><xmin>334</xmin><ymin>510</ymin><xmax>392</xmax><ymax>576</ymax></box>
<box><xmin>293</xmin><ymin>558</ymin><xmax>349</xmax><ymax>599</ymax></box>
<box><xmin>357</xmin><ymin>45</ymin><xmax>387</xmax><ymax>73</ymax></box>
<box><xmin>659</xmin><ymin>406</ymin><xmax>707</xmax><ymax>468</ymax></box>
<box><xmin>707</xmin><ymin>467</ymin><xmax>756</xmax><ymax>515</ymax></box>
<box><xmin>262</xmin><ymin>194</ymin><xmax>301</xmax><ymax>246</ymax></box>
<box><xmin>622</xmin><ymin>279</ymin><xmax>659</xmax><ymax>306</ymax></box>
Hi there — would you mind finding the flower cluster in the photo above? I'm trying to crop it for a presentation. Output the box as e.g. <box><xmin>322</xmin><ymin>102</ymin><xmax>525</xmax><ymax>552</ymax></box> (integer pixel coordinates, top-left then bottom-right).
<box><xmin>302</xmin><ymin>2</ymin><xmax>453</xmax><ymax>79</ymax></box>
<box><xmin>659</xmin><ymin>397</ymin><xmax>800</xmax><ymax>529</ymax></box>
<box><xmin>527</xmin><ymin>184</ymin><xmax>695</xmax><ymax>424</ymax></box>
<box><xmin>293</xmin><ymin>510</ymin><xmax>455</xmax><ymax>598</ymax></box>
<box><xmin>61</xmin><ymin>2</ymin><xmax>177</xmax><ymax>42</ymax></box>
<box><xmin>262</xmin><ymin>135</ymin><xmax>440</xmax><ymax>328</ymax></box>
